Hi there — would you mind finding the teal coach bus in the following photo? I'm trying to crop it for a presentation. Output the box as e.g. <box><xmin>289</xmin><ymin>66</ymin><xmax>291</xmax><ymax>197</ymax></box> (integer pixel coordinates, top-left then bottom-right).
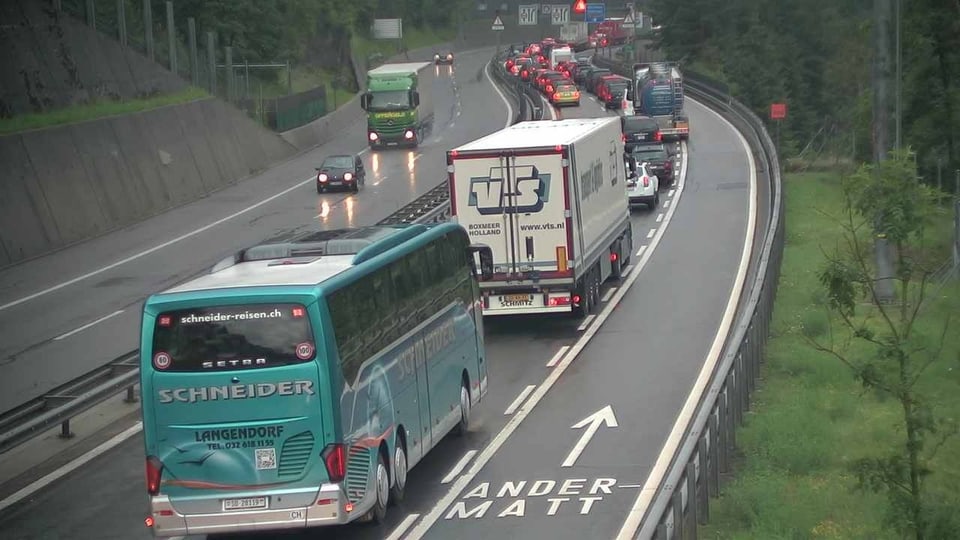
<box><xmin>139</xmin><ymin>223</ymin><xmax>493</xmax><ymax>537</ymax></box>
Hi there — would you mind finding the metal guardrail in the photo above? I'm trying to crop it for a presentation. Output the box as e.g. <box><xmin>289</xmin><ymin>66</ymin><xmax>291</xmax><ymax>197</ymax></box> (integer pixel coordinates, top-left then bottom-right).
<box><xmin>0</xmin><ymin>352</ymin><xmax>139</xmax><ymax>455</ymax></box>
<box><xmin>0</xmin><ymin>51</ymin><xmax>535</xmax><ymax>458</ymax></box>
<box><xmin>592</xmin><ymin>55</ymin><xmax>785</xmax><ymax>539</ymax></box>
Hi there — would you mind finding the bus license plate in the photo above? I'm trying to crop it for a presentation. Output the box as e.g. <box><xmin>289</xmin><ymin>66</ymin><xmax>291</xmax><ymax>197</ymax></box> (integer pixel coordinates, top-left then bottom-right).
<box><xmin>222</xmin><ymin>496</ymin><xmax>268</xmax><ymax>511</ymax></box>
<box><xmin>504</xmin><ymin>294</ymin><xmax>531</xmax><ymax>303</ymax></box>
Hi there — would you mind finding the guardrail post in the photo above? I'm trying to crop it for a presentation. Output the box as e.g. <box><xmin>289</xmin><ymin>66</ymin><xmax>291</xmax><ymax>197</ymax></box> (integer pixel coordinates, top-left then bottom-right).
<box><xmin>124</xmin><ymin>386</ymin><xmax>138</xmax><ymax>403</ymax></box>
<box><xmin>59</xmin><ymin>419</ymin><xmax>74</xmax><ymax>439</ymax></box>
<box><xmin>685</xmin><ymin>461</ymin><xmax>698</xmax><ymax>538</ymax></box>
<box><xmin>671</xmin><ymin>488</ymin><xmax>683</xmax><ymax>539</ymax></box>
<box><xmin>707</xmin><ymin>412</ymin><xmax>720</xmax><ymax>496</ymax></box>
<box><xmin>717</xmin><ymin>390</ymin><xmax>730</xmax><ymax>472</ymax></box>
<box><xmin>726</xmin><ymin>370</ymin><xmax>738</xmax><ymax>449</ymax></box>
<box><xmin>697</xmin><ymin>437</ymin><xmax>710</xmax><ymax>523</ymax></box>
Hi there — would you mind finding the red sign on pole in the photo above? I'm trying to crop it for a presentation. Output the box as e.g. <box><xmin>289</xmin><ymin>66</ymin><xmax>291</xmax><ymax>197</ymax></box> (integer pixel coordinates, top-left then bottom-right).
<box><xmin>770</xmin><ymin>103</ymin><xmax>787</xmax><ymax>120</ymax></box>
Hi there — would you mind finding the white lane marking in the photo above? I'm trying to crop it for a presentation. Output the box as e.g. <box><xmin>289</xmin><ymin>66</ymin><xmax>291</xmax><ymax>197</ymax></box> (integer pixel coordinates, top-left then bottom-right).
<box><xmin>405</xmin><ymin>141</ymin><xmax>690</xmax><ymax>540</ymax></box>
<box><xmin>53</xmin><ymin>310</ymin><xmax>124</xmax><ymax>341</ymax></box>
<box><xmin>386</xmin><ymin>514</ymin><xmax>420</xmax><ymax>540</ymax></box>
<box><xmin>546</xmin><ymin>346</ymin><xmax>570</xmax><ymax>368</ymax></box>
<box><xmin>601</xmin><ymin>287</ymin><xmax>617</xmax><ymax>303</ymax></box>
<box><xmin>635</xmin><ymin>245</ymin><xmax>647</xmax><ymax>257</ymax></box>
<box><xmin>616</xmin><ymin>102</ymin><xmax>758</xmax><ymax>540</ymax></box>
<box><xmin>0</xmin><ymin>422</ymin><xmax>143</xmax><ymax>513</ymax></box>
<box><xmin>668</xmin><ymin>188</ymin><xmax>676</xmax><ymax>196</ymax></box>
<box><xmin>0</xmin><ymin>174</ymin><xmax>316</xmax><ymax>313</ymax></box>
<box><xmin>664</xmin><ymin>199</ymin><xmax>671</xmax><ymax>209</ymax></box>
<box><xmin>541</xmin><ymin>94</ymin><xmax>558</xmax><ymax>120</ymax></box>
<box><xmin>646</xmin><ymin>228</ymin><xmax>656</xmax><ymax>239</ymax></box>
<box><xmin>621</xmin><ymin>264</ymin><xmax>634</xmax><ymax>277</ymax></box>
<box><xmin>503</xmin><ymin>385</ymin><xmax>537</xmax><ymax>415</ymax></box>
<box><xmin>485</xmin><ymin>60</ymin><xmax>514</xmax><ymax>130</ymax></box>
<box><xmin>656</xmin><ymin>213</ymin><xmax>665</xmax><ymax>223</ymax></box>
<box><xmin>440</xmin><ymin>450</ymin><xmax>478</xmax><ymax>485</ymax></box>
<box><xmin>576</xmin><ymin>314</ymin><xmax>596</xmax><ymax>332</ymax></box>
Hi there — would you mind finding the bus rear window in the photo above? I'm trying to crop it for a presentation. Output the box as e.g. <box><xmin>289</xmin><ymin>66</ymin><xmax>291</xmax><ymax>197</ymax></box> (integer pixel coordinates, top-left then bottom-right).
<box><xmin>151</xmin><ymin>304</ymin><xmax>315</xmax><ymax>372</ymax></box>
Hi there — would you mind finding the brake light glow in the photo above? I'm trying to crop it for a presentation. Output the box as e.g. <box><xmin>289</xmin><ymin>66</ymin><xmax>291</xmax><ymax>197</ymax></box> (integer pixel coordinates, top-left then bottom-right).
<box><xmin>292</xmin><ymin>307</ymin><xmax>305</xmax><ymax>318</ymax></box>
<box><xmin>643</xmin><ymin>177</ymin><xmax>650</xmax><ymax>187</ymax></box>
<box><xmin>549</xmin><ymin>296</ymin><xmax>572</xmax><ymax>306</ymax></box>
<box><xmin>610</xmin><ymin>252</ymin><xmax>618</xmax><ymax>262</ymax></box>
<box><xmin>621</xmin><ymin>133</ymin><xmax>626</xmax><ymax>142</ymax></box>
<box><xmin>145</xmin><ymin>516</ymin><xmax>154</xmax><ymax>528</ymax></box>
<box><xmin>655</xmin><ymin>132</ymin><xmax>662</xmax><ymax>141</ymax></box>
<box><xmin>555</xmin><ymin>144</ymin><xmax>563</xmax><ymax>152</ymax></box>
<box><xmin>158</xmin><ymin>316</ymin><xmax>171</xmax><ymax>327</ymax></box>
<box><xmin>322</xmin><ymin>443</ymin><xmax>346</xmax><ymax>482</ymax></box>
<box><xmin>572</xmin><ymin>294</ymin><xmax>582</xmax><ymax>306</ymax></box>
<box><xmin>145</xmin><ymin>456</ymin><xmax>163</xmax><ymax>495</ymax></box>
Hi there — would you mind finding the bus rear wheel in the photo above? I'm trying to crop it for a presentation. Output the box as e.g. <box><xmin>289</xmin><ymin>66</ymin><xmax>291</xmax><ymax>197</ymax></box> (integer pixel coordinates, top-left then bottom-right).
<box><xmin>454</xmin><ymin>381</ymin><xmax>471</xmax><ymax>436</ymax></box>
<box><xmin>367</xmin><ymin>452</ymin><xmax>389</xmax><ymax>524</ymax></box>
<box><xmin>390</xmin><ymin>442</ymin><xmax>407</xmax><ymax>504</ymax></box>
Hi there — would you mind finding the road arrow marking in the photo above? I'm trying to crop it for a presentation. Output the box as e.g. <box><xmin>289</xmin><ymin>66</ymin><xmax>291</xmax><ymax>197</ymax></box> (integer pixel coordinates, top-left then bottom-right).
<box><xmin>561</xmin><ymin>406</ymin><xmax>619</xmax><ymax>467</ymax></box>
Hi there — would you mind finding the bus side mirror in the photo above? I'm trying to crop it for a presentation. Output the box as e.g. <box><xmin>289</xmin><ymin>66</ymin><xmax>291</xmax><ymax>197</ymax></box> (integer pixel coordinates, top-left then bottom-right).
<box><xmin>469</xmin><ymin>244</ymin><xmax>494</xmax><ymax>280</ymax></box>
<box><xmin>360</xmin><ymin>92</ymin><xmax>371</xmax><ymax>110</ymax></box>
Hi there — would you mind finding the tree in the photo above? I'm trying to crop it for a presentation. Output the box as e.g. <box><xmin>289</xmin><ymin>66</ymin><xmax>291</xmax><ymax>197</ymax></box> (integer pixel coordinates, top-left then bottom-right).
<box><xmin>812</xmin><ymin>148</ymin><xmax>956</xmax><ymax>539</ymax></box>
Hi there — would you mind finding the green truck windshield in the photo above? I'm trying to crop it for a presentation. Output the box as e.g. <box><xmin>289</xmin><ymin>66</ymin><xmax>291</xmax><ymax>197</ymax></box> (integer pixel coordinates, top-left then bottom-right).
<box><xmin>368</xmin><ymin>90</ymin><xmax>411</xmax><ymax>110</ymax></box>
<box><xmin>151</xmin><ymin>303</ymin><xmax>316</xmax><ymax>372</ymax></box>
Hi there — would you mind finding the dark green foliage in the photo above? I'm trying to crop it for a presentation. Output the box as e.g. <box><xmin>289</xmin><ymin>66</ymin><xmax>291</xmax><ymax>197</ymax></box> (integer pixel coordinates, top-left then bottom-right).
<box><xmin>647</xmin><ymin>0</ymin><xmax>960</xmax><ymax>186</ymax></box>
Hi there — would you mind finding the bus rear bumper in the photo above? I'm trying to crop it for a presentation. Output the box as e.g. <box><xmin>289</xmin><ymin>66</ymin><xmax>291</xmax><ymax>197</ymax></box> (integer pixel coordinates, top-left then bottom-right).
<box><xmin>148</xmin><ymin>485</ymin><xmax>353</xmax><ymax>537</ymax></box>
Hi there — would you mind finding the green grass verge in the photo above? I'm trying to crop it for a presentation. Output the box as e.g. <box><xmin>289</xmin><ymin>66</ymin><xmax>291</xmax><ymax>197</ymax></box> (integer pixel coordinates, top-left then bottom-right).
<box><xmin>0</xmin><ymin>87</ymin><xmax>208</xmax><ymax>135</ymax></box>
<box><xmin>699</xmin><ymin>172</ymin><xmax>960</xmax><ymax>539</ymax></box>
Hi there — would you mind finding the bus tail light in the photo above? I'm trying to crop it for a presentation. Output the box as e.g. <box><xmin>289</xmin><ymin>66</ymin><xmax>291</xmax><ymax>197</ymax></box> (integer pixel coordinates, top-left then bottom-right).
<box><xmin>322</xmin><ymin>443</ymin><xmax>346</xmax><ymax>483</ymax></box>
<box><xmin>146</xmin><ymin>456</ymin><xmax>163</xmax><ymax>495</ymax></box>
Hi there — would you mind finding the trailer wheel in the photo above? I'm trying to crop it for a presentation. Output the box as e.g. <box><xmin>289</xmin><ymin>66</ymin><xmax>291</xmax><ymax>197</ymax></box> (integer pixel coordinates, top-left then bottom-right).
<box><xmin>573</xmin><ymin>277</ymin><xmax>591</xmax><ymax>318</ymax></box>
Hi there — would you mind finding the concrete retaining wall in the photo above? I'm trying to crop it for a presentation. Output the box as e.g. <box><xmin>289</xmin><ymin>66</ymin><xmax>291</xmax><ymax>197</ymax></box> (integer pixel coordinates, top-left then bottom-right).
<box><xmin>0</xmin><ymin>22</ymin><xmax>545</xmax><ymax>267</ymax></box>
<box><xmin>0</xmin><ymin>99</ymin><xmax>296</xmax><ymax>266</ymax></box>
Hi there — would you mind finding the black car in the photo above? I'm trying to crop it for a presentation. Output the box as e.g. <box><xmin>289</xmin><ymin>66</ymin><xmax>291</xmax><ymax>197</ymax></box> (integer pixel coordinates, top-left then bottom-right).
<box><xmin>574</xmin><ymin>65</ymin><xmax>597</xmax><ymax>85</ymax></box>
<box><xmin>585</xmin><ymin>68</ymin><xmax>611</xmax><ymax>93</ymax></box>
<box><xmin>434</xmin><ymin>51</ymin><xmax>454</xmax><ymax>65</ymax></box>
<box><xmin>602</xmin><ymin>80</ymin><xmax>631</xmax><ymax>109</ymax></box>
<box><xmin>621</xmin><ymin>115</ymin><xmax>662</xmax><ymax>152</ymax></box>
<box><xmin>629</xmin><ymin>143</ymin><xmax>675</xmax><ymax>185</ymax></box>
<box><xmin>316</xmin><ymin>154</ymin><xmax>365</xmax><ymax>193</ymax></box>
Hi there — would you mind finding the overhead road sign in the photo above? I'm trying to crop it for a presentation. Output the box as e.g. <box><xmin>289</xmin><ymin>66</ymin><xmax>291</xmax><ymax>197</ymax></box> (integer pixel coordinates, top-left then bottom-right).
<box><xmin>551</xmin><ymin>5</ymin><xmax>570</xmax><ymax>25</ymax></box>
<box><xmin>492</xmin><ymin>15</ymin><xmax>504</xmax><ymax>31</ymax></box>
<box><xmin>519</xmin><ymin>4</ymin><xmax>539</xmax><ymax>25</ymax></box>
<box><xmin>585</xmin><ymin>3</ymin><xmax>605</xmax><ymax>23</ymax></box>
<box><xmin>573</xmin><ymin>0</ymin><xmax>586</xmax><ymax>14</ymax></box>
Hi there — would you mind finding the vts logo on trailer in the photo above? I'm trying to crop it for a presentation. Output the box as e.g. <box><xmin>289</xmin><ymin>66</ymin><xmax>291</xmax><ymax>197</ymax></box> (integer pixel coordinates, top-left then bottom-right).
<box><xmin>467</xmin><ymin>165</ymin><xmax>552</xmax><ymax>215</ymax></box>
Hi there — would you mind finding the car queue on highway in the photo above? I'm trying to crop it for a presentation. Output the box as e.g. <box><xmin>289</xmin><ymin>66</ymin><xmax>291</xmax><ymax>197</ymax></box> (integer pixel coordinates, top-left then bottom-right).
<box><xmin>500</xmin><ymin>37</ymin><xmax>678</xmax><ymax>210</ymax></box>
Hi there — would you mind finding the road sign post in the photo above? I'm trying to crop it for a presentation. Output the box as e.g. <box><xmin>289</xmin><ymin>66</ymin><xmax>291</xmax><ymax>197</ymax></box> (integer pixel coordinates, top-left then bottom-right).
<box><xmin>770</xmin><ymin>103</ymin><xmax>787</xmax><ymax>168</ymax></box>
<box><xmin>492</xmin><ymin>14</ymin><xmax>504</xmax><ymax>52</ymax></box>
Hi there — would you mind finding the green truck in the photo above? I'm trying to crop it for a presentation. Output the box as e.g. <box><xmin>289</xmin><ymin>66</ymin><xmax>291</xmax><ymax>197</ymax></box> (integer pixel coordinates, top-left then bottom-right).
<box><xmin>360</xmin><ymin>62</ymin><xmax>435</xmax><ymax>148</ymax></box>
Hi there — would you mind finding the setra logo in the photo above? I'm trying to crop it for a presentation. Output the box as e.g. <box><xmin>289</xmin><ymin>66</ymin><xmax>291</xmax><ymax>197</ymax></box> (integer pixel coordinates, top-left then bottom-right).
<box><xmin>467</xmin><ymin>165</ymin><xmax>552</xmax><ymax>215</ymax></box>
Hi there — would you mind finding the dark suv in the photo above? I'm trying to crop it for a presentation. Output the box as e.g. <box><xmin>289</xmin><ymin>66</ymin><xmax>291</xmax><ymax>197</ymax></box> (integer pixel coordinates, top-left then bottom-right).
<box><xmin>629</xmin><ymin>143</ymin><xmax>675</xmax><ymax>185</ymax></box>
<box><xmin>621</xmin><ymin>115</ymin><xmax>662</xmax><ymax>152</ymax></box>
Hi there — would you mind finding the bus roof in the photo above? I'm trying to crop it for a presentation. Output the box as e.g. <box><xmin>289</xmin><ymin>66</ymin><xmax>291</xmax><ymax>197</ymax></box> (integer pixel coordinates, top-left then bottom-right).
<box><xmin>155</xmin><ymin>224</ymin><xmax>438</xmax><ymax>295</ymax></box>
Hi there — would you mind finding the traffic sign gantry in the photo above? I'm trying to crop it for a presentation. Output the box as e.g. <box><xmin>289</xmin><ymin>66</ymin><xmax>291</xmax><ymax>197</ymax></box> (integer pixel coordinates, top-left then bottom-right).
<box><xmin>492</xmin><ymin>15</ymin><xmax>505</xmax><ymax>31</ymax></box>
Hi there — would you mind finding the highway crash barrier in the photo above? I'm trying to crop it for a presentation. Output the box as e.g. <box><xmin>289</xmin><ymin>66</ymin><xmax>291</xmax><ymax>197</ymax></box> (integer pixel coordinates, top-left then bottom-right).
<box><xmin>593</xmin><ymin>54</ymin><xmax>786</xmax><ymax>539</ymax></box>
